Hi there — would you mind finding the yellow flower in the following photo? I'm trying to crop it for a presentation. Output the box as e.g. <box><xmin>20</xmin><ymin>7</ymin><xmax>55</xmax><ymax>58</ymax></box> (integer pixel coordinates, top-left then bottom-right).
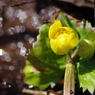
<box><xmin>49</xmin><ymin>20</ymin><xmax>79</xmax><ymax>55</ymax></box>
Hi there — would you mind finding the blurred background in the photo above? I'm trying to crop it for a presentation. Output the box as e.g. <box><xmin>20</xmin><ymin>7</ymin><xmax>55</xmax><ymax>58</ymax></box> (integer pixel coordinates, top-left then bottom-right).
<box><xmin>0</xmin><ymin>0</ymin><xmax>94</xmax><ymax>95</ymax></box>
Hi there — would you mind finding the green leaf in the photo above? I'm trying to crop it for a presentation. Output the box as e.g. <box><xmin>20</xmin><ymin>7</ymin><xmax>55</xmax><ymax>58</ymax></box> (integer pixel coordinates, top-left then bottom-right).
<box><xmin>78</xmin><ymin>21</ymin><xmax>95</xmax><ymax>46</ymax></box>
<box><xmin>24</xmin><ymin>23</ymin><xmax>66</xmax><ymax>89</ymax></box>
<box><xmin>56</xmin><ymin>12</ymin><xmax>72</xmax><ymax>27</ymax></box>
<box><xmin>27</xmin><ymin>23</ymin><xmax>66</xmax><ymax>71</ymax></box>
<box><xmin>76</xmin><ymin>21</ymin><xmax>95</xmax><ymax>94</ymax></box>
<box><xmin>24</xmin><ymin>61</ymin><xmax>64</xmax><ymax>90</ymax></box>
<box><xmin>56</xmin><ymin>12</ymin><xmax>78</xmax><ymax>33</ymax></box>
<box><xmin>77</xmin><ymin>55</ymin><xmax>95</xmax><ymax>94</ymax></box>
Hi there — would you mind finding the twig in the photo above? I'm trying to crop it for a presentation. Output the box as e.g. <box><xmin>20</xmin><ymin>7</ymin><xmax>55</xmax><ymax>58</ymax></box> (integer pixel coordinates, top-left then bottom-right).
<box><xmin>22</xmin><ymin>89</ymin><xmax>63</xmax><ymax>95</ymax></box>
<box><xmin>22</xmin><ymin>89</ymin><xmax>47</xmax><ymax>95</ymax></box>
<box><xmin>2</xmin><ymin>0</ymin><xmax>37</xmax><ymax>7</ymax></box>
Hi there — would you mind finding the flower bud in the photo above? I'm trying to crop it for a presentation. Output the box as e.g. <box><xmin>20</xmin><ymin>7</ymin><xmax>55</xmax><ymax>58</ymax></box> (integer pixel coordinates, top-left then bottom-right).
<box><xmin>49</xmin><ymin>20</ymin><xmax>79</xmax><ymax>55</ymax></box>
<box><xmin>78</xmin><ymin>39</ymin><xmax>94</xmax><ymax>59</ymax></box>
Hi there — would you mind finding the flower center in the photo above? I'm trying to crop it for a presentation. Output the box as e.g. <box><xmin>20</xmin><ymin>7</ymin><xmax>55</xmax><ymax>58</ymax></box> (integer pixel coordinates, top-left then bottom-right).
<box><xmin>54</xmin><ymin>28</ymin><xmax>70</xmax><ymax>39</ymax></box>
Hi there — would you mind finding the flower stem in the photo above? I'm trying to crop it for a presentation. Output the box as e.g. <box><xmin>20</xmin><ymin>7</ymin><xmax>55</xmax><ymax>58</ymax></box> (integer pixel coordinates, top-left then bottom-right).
<box><xmin>63</xmin><ymin>62</ymin><xmax>75</xmax><ymax>95</ymax></box>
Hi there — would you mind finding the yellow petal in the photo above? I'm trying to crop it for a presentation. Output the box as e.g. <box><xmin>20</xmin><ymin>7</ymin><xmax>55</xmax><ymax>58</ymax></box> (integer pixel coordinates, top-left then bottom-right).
<box><xmin>49</xmin><ymin>20</ymin><xmax>62</xmax><ymax>39</ymax></box>
<box><xmin>50</xmin><ymin>35</ymin><xmax>70</xmax><ymax>55</ymax></box>
<box><xmin>49</xmin><ymin>24</ymin><xmax>79</xmax><ymax>55</ymax></box>
<box><xmin>69</xmin><ymin>32</ymin><xmax>79</xmax><ymax>49</ymax></box>
<box><xmin>62</xmin><ymin>27</ymin><xmax>79</xmax><ymax>49</ymax></box>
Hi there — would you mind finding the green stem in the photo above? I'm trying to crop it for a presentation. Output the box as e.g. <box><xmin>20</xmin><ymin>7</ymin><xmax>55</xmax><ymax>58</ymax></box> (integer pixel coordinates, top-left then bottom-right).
<box><xmin>63</xmin><ymin>62</ymin><xmax>75</xmax><ymax>95</ymax></box>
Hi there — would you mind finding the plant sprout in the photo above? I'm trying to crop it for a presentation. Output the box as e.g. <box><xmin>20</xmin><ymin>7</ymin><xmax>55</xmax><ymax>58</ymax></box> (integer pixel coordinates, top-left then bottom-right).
<box><xmin>24</xmin><ymin>13</ymin><xmax>95</xmax><ymax>95</ymax></box>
